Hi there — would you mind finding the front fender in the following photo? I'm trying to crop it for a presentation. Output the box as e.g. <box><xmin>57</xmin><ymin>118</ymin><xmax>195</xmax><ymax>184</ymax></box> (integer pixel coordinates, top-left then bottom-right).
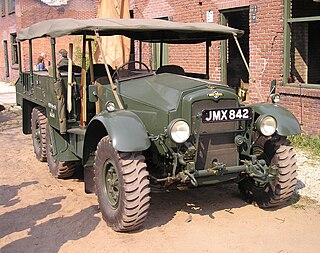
<box><xmin>251</xmin><ymin>103</ymin><xmax>301</xmax><ymax>136</ymax></box>
<box><xmin>87</xmin><ymin>110</ymin><xmax>151</xmax><ymax>152</ymax></box>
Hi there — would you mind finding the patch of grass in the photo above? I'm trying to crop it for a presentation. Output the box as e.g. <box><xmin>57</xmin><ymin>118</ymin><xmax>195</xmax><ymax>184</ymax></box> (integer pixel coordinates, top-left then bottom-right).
<box><xmin>288</xmin><ymin>192</ymin><xmax>300</xmax><ymax>206</ymax></box>
<box><xmin>288</xmin><ymin>134</ymin><xmax>320</xmax><ymax>157</ymax></box>
<box><xmin>290</xmin><ymin>194</ymin><xmax>318</xmax><ymax>209</ymax></box>
<box><xmin>291</xmin><ymin>203</ymin><xmax>305</xmax><ymax>209</ymax></box>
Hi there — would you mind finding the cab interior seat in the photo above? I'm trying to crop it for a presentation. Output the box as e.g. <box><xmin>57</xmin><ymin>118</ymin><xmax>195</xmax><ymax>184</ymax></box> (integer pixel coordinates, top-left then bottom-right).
<box><xmin>58</xmin><ymin>65</ymin><xmax>82</xmax><ymax>77</ymax></box>
<box><xmin>87</xmin><ymin>63</ymin><xmax>115</xmax><ymax>81</ymax></box>
<box><xmin>156</xmin><ymin>64</ymin><xmax>185</xmax><ymax>76</ymax></box>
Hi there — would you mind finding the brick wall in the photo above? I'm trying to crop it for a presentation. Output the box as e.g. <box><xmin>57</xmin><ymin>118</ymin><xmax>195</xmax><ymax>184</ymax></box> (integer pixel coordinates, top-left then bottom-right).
<box><xmin>133</xmin><ymin>0</ymin><xmax>319</xmax><ymax>136</ymax></box>
<box><xmin>279</xmin><ymin>86</ymin><xmax>320</xmax><ymax>135</ymax></box>
<box><xmin>0</xmin><ymin>2</ymin><xmax>18</xmax><ymax>82</ymax></box>
<box><xmin>134</xmin><ymin>0</ymin><xmax>285</xmax><ymax>100</ymax></box>
<box><xmin>133</xmin><ymin>1</ymin><xmax>223</xmax><ymax>78</ymax></box>
<box><xmin>247</xmin><ymin>0</ymin><xmax>284</xmax><ymax>102</ymax></box>
<box><xmin>1</xmin><ymin>0</ymin><xmax>319</xmax><ymax>135</ymax></box>
<box><xmin>0</xmin><ymin>0</ymin><xmax>98</xmax><ymax>82</ymax></box>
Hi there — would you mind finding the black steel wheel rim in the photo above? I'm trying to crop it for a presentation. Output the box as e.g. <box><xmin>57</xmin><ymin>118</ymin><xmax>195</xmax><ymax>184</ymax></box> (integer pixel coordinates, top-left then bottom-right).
<box><xmin>34</xmin><ymin>121</ymin><xmax>41</xmax><ymax>147</ymax></box>
<box><xmin>102</xmin><ymin>160</ymin><xmax>120</xmax><ymax>209</ymax></box>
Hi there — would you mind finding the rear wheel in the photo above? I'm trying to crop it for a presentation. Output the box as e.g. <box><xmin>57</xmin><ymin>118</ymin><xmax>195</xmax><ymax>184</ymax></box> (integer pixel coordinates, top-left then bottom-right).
<box><xmin>238</xmin><ymin>135</ymin><xmax>298</xmax><ymax>208</ymax></box>
<box><xmin>94</xmin><ymin>136</ymin><xmax>151</xmax><ymax>232</ymax></box>
<box><xmin>45</xmin><ymin>124</ymin><xmax>76</xmax><ymax>179</ymax></box>
<box><xmin>31</xmin><ymin>107</ymin><xmax>47</xmax><ymax>162</ymax></box>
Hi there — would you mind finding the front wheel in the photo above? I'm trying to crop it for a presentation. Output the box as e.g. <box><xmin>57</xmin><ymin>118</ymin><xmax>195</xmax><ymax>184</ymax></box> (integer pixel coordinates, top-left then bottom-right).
<box><xmin>238</xmin><ymin>135</ymin><xmax>298</xmax><ymax>208</ymax></box>
<box><xmin>94</xmin><ymin>136</ymin><xmax>151</xmax><ymax>232</ymax></box>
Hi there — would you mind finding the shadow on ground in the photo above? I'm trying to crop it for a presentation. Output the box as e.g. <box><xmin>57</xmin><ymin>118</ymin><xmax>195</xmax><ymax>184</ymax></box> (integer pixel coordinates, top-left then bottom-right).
<box><xmin>0</xmin><ymin>109</ymin><xmax>22</xmax><ymax>133</ymax></box>
<box><xmin>0</xmin><ymin>196</ymin><xmax>66</xmax><ymax>239</ymax></box>
<box><xmin>0</xmin><ymin>196</ymin><xmax>100</xmax><ymax>253</ymax></box>
<box><xmin>0</xmin><ymin>181</ymin><xmax>39</xmax><ymax>207</ymax></box>
<box><xmin>0</xmin><ymin>108</ymin><xmax>21</xmax><ymax>124</ymax></box>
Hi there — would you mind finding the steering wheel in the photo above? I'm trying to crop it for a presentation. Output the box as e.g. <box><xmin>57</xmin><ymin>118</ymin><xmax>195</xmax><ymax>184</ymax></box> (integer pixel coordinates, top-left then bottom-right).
<box><xmin>112</xmin><ymin>60</ymin><xmax>151</xmax><ymax>79</ymax></box>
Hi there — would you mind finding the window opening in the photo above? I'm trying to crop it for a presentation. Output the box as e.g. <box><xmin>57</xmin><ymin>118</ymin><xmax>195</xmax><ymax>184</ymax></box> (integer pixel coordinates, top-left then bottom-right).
<box><xmin>1</xmin><ymin>0</ymin><xmax>5</xmax><ymax>16</ymax></box>
<box><xmin>8</xmin><ymin>0</ymin><xmax>15</xmax><ymax>14</ymax></box>
<box><xmin>285</xmin><ymin>0</ymin><xmax>320</xmax><ymax>86</ymax></box>
<box><xmin>10</xmin><ymin>33</ymin><xmax>18</xmax><ymax>66</ymax></box>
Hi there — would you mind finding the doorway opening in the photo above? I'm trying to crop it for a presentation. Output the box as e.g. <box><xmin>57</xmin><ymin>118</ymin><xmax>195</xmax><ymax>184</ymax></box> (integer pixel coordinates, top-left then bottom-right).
<box><xmin>220</xmin><ymin>8</ymin><xmax>249</xmax><ymax>95</ymax></box>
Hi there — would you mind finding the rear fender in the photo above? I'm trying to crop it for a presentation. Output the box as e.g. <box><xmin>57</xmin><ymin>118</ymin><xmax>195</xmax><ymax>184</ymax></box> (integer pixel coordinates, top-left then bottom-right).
<box><xmin>251</xmin><ymin>103</ymin><xmax>301</xmax><ymax>136</ymax></box>
<box><xmin>22</xmin><ymin>99</ymin><xmax>40</xmax><ymax>134</ymax></box>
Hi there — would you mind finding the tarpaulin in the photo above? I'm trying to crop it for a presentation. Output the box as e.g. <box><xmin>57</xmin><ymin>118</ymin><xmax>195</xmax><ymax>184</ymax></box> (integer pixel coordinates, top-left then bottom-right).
<box><xmin>95</xmin><ymin>0</ymin><xmax>131</xmax><ymax>68</ymax></box>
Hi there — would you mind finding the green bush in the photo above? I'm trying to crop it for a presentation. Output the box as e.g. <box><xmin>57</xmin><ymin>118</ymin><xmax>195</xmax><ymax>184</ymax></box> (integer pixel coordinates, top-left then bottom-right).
<box><xmin>288</xmin><ymin>134</ymin><xmax>320</xmax><ymax>157</ymax></box>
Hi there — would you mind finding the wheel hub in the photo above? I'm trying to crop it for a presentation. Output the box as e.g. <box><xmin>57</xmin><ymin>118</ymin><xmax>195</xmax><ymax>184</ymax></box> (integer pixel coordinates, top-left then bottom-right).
<box><xmin>35</xmin><ymin>123</ymin><xmax>41</xmax><ymax>145</ymax></box>
<box><xmin>103</xmin><ymin>161</ymin><xmax>120</xmax><ymax>208</ymax></box>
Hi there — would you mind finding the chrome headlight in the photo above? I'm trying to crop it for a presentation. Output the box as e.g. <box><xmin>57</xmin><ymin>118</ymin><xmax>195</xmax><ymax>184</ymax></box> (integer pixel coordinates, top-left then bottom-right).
<box><xmin>105</xmin><ymin>101</ymin><xmax>115</xmax><ymax>112</ymax></box>
<box><xmin>256</xmin><ymin>115</ymin><xmax>277</xmax><ymax>136</ymax></box>
<box><xmin>168</xmin><ymin>119</ymin><xmax>190</xmax><ymax>143</ymax></box>
<box><xmin>270</xmin><ymin>94</ymin><xmax>280</xmax><ymax>103</ymax></box>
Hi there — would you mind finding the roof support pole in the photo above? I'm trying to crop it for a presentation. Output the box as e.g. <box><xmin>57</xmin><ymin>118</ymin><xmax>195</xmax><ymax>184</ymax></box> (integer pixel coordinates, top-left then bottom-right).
<box><xmin>206</xmin><ymin>41</ymin><xmax>211</xmax><ymax>79</ymax></box>
<box><xmin>50</xmin><ymin>38</ymin><xmax>57</xmax><ymax>81</ymax></box>
<box><xmin>67</xmin><ymin>43</ymin><xmax>74</xmax><ymax>113</ymax></box>
<box><xmin>28</xmin><ymin>40</ymin><xmax>33</xmax><ymax>86</ymax></box>
<box><xmin>80</xmin><ymin>34</ymin><xmax>87</xmax><ymax>126</ymax></box>
<box><xmin>160</xmin><ymin>42</ymin><xmax>163</xmax><ymax>67</ymax></box>
<box><xmin>139</xmin><ymin>41</ymin><xmax>142</xmax><ymax>69</ymax></box>
<box><xmin>87</xmin><ymin>39</ymin><xmax>95</xmax><ymax>85</ymax></box>
<box><xmin>95</xmin><ymin>31</ymin><xmax>124</xmax><ymax>110</ymax></box>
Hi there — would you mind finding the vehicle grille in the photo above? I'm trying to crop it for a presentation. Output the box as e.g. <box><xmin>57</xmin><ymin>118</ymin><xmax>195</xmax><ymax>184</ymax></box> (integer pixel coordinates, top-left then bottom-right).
<box><xmin>191</xmin><ymin>99</ymin><xmax>238</xmax><ymax>170</ymax></box>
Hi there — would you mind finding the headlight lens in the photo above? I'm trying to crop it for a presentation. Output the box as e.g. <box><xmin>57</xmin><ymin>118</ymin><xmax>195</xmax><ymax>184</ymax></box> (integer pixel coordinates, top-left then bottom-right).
<box><xmin>257</xmin><ymin>116</ymin><xmax>277</xmax><ymax>136</ymax></box>
<box><xmin>168</xmin><ymin>120</ymin><xmax>190</xmax><ymax>143</ymax></box>
<box><xmin>271</xmin><ymin>94</ymin><xmax>280</xmax><ymax>103</ymax></box>
<box><xmin>105</xmin><ymin>101</ymin><xmax>115</xmax><ymax>112</ymax></box>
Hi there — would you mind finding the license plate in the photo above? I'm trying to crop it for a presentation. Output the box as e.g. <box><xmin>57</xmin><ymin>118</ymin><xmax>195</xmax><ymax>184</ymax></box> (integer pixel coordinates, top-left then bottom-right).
<box><xmin>202</xmin><ymin>107</ymin><xmax>252</xmax><ymax>123</ymax></box>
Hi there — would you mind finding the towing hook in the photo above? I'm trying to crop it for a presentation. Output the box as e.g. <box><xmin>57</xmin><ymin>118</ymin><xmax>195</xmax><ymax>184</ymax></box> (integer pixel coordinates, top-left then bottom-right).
<box><xmin>244</xmin><ymin>158</ymin><xmax>269</xmax><ymax>185</ymax></box>
<box><xmin>185</xmin><ymin>171</ymin><xmax>198</xmax><ymax>187</ymax></box>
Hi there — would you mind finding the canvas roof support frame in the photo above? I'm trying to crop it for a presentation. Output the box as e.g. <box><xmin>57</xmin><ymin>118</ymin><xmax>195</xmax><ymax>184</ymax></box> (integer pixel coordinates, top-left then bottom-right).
<box><xmin>17</xmin><ymin>18</ymin><xmax>250</xmax><ymax>117</ymax></box>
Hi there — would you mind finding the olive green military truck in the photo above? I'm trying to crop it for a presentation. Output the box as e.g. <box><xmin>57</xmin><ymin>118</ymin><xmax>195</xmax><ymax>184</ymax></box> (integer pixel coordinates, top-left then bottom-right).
<box><xmin>16</xmin><ymin>18</ymin><xmax>301</xmax><ymax>232</ymax></box>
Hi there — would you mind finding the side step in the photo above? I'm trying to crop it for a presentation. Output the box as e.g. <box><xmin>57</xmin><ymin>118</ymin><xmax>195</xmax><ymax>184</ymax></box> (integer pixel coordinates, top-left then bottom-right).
<box><xmin>67</xmin><ymin>127</ymin><xmax>86</xmax><ymax>135</ymax></box>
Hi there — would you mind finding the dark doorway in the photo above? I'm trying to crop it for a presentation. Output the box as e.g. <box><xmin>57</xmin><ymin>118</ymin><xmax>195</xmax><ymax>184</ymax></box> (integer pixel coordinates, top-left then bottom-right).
<box><xmin>220</xmin><ymin>8</ymin><xmax>249</xmax><ymax>91</ymax></box>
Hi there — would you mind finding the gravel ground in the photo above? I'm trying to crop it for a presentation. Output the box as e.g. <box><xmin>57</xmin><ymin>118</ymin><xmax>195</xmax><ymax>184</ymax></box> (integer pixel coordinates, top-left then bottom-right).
<box><xmin>296</xmin><ymin>150</ymin><xmax>320</xmax><ymax>202</ymax></box>
<box><xmin>0</xmin><ymin>82</ymin><xmax>15</xmax><ymax>93</ymax></box>
<box><xmin>1</xmin><ymin>107</ymin><xmax>320</xmax><ymax>252</ymax></box>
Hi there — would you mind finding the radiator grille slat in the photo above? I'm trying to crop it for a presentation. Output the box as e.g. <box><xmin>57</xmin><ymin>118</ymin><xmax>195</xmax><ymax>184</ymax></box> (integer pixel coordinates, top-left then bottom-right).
<box><xmin>192</xmin><ymin>100</ymin><xmax>238</xmax><ymax>170</ymax></box>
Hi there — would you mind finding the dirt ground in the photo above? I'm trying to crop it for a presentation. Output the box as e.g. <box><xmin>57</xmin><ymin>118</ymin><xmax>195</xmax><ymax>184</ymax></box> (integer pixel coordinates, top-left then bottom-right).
<box><xmin>1</xmin><ymin>109</ymin><xmax>320</xmax><ymax>253</ymax></box>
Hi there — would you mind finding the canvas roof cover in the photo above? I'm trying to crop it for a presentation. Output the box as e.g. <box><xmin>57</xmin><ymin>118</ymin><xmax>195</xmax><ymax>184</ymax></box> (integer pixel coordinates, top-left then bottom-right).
<box><xmin>17</xmin><ymin>18</ymin><xmax>244</xmax><ymax>43</ymax></box>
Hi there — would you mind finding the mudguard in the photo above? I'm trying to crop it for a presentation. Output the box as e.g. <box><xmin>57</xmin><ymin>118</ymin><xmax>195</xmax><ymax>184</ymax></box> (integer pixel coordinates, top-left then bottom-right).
<box><xmin>86</xmin><ymin>110</ymin><xmax>151</xmax><ymax>152</ymax></box>
<box><xmin>251</xmin><ymin>103</ymin><xmax>301</xmax><ymax>136</ymax></box>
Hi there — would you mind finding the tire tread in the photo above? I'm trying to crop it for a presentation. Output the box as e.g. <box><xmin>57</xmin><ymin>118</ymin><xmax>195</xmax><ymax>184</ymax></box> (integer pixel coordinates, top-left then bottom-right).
<box><xmin>239</xmin><ymin>136</ymin><xmax>298</xmax><ymax>208</ymax></box>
